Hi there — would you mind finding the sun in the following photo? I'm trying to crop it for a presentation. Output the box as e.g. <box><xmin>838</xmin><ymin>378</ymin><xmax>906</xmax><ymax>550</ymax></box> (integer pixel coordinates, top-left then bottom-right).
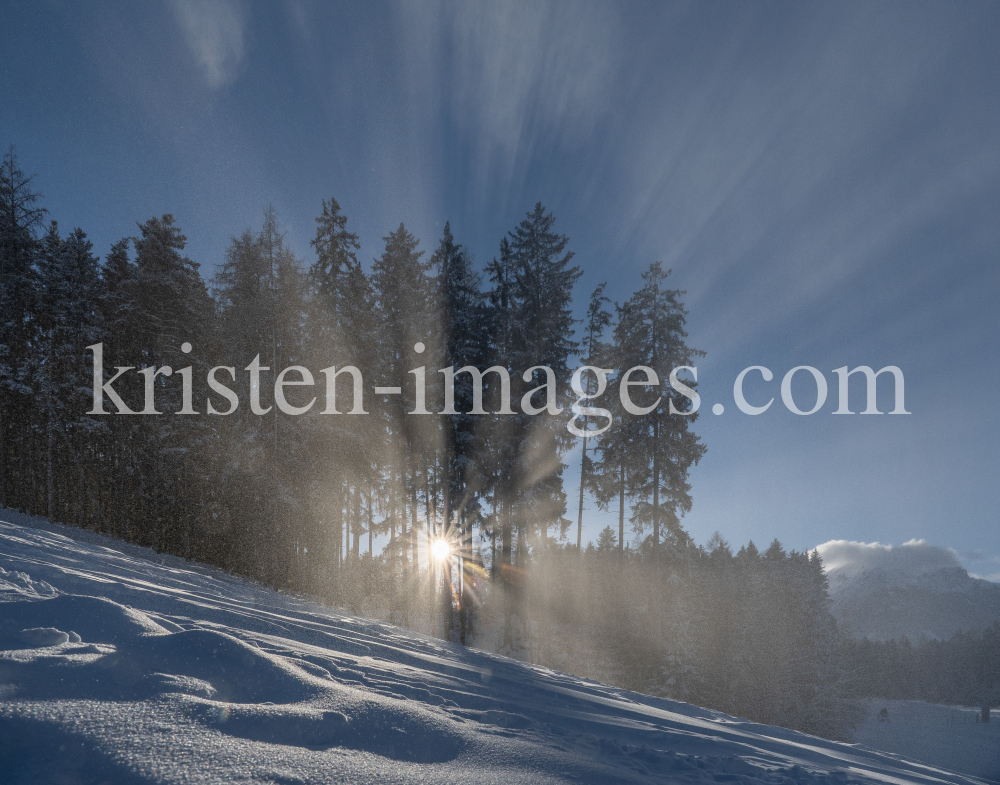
<box><xmin>431</xmin><ymin>538</ymin><xmax>451</xmax><ymax>562</ymax></box>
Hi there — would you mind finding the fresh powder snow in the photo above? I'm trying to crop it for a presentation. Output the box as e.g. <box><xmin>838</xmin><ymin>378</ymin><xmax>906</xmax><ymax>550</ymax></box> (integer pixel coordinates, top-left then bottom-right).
<box><xmin>1</xmin><ymin>512</ymin><xmax>996</xmax><ymax>785</ymax></box>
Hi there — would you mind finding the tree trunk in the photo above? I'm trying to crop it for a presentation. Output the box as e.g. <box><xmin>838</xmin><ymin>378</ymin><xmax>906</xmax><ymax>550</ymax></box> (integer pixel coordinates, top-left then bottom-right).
<box><xmin>652</xmin><ymin>410</ymin><xmax>660</xmax><ymax>554</ymax></box>
<box><xmin>619</xmin><ymin>461</ymin><xmax>625</xmax><ymax>554</ymax></box>
<box><xmin>46</xmin><ymin>406</ymin><xmax>54</xmax><ymax>522</ymax></box>
<box><xmin>410</xmin><ymin>475</ymin><xmax>419</xmax><ymax>573</ymax></box>
<box><xmin>577</xmin><ymin>434</ymin><xmax>587</xmax><ymax>551</ymax></box>
<box><xmin>0</xmin><ymin>404</ymin><xmax>6</xmax><ymax>508</ymax></box>
<box><xmin>352</xmin><ymin>486</ymin><xmax>361</xmax><ymax>559</ymax></box>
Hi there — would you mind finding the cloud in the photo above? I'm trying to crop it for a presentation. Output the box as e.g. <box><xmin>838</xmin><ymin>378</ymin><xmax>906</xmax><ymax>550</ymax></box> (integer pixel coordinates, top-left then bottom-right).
<box><xmin>168</xmin><ymin>0</ymin><xmax>247</xmax><ymax>89</ymax></box>
<box><xmin>396</xmin><ymin>0</ymin><xmax>621</xmax><ymax>198</ymax></box>
<box><xmin>963</xmin><ymin>552</ymin><xmax>1000</xmax><ymax>583</ymax></box>
<box><xmin>815</xmin><ymin>539</ymin><xmax>963</xmax><ymax>580</ymax></box>
<box><xmin>447</xmin><ymin>3</ymin><xmax>618</xmax><ymax>154</ymax></box>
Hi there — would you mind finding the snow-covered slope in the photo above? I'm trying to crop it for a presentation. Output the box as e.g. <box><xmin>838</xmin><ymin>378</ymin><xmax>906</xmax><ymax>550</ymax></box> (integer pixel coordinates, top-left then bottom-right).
<box><xmin>818</xmin><ymin>540</ymin><xmax>1000</xmax><ymax>642</ymax></box>
<box><xmin>852</xmin><ymin>700</ymin><xmax>1000</xmax><ymax>782</ymax></box>
<box><xmin>1</xmin><ymin>515</ymin><xmax>994</xmax><ymax>785</ymax></box>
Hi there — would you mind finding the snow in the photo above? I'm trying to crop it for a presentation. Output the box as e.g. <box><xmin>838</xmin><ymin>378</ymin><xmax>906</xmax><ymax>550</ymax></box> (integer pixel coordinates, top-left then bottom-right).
<box><xmin>1</xmin><ymin>512</ymin><xmax>996</xmax><ymax>785</ymax></box>
<box><xmin>852</xmin><ymin>701</ymin><xmax>1000</xmax><ymax>782</ymax></box>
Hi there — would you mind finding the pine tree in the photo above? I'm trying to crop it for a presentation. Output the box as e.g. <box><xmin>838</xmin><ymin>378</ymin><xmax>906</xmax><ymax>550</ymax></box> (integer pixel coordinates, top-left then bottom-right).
<box><xmin>34</xmin><ymin>222</ymin><xmax>105</xmax><ymax>527</ymax></box>
<box><xmin>610</xmin><ymin>262</ymin><xmax>705</xmax><ymax>556</ymax></box>
<box><xmin>0</xmin><ymin>147</ymin><xmax>46</xmax><ymax>509</ymax></box>
<box><xmin>432</xmin><ymin>221</ymin><xmax>486</xmax><ymax>641</ymax></box>
<box><xmin>507</xmin><ymin>203</ymin><xmax>581</xmax><ymax>551</ymax></box>
<box><xmin>483</xmin><ymin>204</ymin><xmax>582</xmax><ymax>659</ymax></box>
<box><xmin>574</xmin><ymin>283</ymin><xmax>612</xmax><ymax>551</ymax></box>
<box><xmin>128</xmin><ymin>215</ymin><xmax>216</xmax><ymax>554</ymax></box>
<box><xmin>370</xmin><ymin>223</ymin><xmax>432</xmax><ymax>581</ymax></box>
<box><xmin>213</xmin><ymin>208</ymin><xmax>308</xmax><ymax>584</ymax></box>
<box><xmin>306</xmin><ymin>197</ymin><xmax>372</xmax><ymax>590</ymax></box>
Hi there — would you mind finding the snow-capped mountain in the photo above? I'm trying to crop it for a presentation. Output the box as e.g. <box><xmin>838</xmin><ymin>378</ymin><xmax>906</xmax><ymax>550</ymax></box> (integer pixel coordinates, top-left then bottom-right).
<box><xmin>2</xmin><ymin>513</ymin><xmax>997</xmax><ymax>784</ymax></box>
<box><xmin>817</xmin><ymin>540</ymin><xmax>1000</xmax><ymax>642</ymax></box>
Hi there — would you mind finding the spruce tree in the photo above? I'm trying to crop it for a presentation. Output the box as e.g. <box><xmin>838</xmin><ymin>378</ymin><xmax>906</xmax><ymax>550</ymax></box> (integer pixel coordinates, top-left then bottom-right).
<box><xmin>128</xmin><ymin>215</ymin><xmax>215</xmax><ymax>554</ymax></box>
<box><xmin>610</xmin><ymin>262</ymin><xmax>705</xmax><ymax>556</ymax></box>
<box><xmin>370</xmin><ymin>223</ymin><xmax>432</xmax><ymax>574</ymax></box>
<box><xmin>507</xmin><ymin>203</ymin><xmax>581</xmax><ymax>551</ymax></box>
<box><xmin>432</xmin><ymin>221</ymin><xmax>486</xmax><ymax>641</ymax></box>
<box><xmin>34</xmin><ymin>222</ymin><xmax>104</xmax><ymax>526</ymax></box>
<box><xmin>96</xmin><ymin>238</ymin><xmax>140</xmax><ymax>539</ymax></box>
<box><xmin>0</xmin><ymin>147</ymin><xmax>46</xmax><ymax>509</ymax></box>
<box><xmin>306</xmin><ymin>197</ymin><xmax>372</xmax><ymax>589</ymax></box>
<box><xmin>483</xmin><ymin>203</ymin><xmax>581</xmax><ymax>657</ymax></box>
<box><xmin>214</xmin><ymin>208</ymin><xmax>308</xmax><ymax>584</ymax></box>
<box><xmin>574</xmin><ymin>282</ymin><xmax>612</xmax><ymax>551</ymax></box>
<box><xmin>483</xmin><ymin>236</ymin><xmax>519</xmax><ymax>581</ymax></box>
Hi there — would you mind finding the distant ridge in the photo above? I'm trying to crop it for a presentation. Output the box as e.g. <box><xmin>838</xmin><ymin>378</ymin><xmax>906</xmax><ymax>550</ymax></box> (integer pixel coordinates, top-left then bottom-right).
<box><xmin>818</xmin><ymin>540</ymin><xmax>1000</xmax><ymax>642</ymax></box>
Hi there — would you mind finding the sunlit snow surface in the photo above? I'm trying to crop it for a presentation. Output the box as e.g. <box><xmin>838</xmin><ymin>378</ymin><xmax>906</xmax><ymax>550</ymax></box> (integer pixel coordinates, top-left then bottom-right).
<box><xmin>0</xmin><ymin>512</ymin><xmax>994</xmax><ymax>785</ymax></box>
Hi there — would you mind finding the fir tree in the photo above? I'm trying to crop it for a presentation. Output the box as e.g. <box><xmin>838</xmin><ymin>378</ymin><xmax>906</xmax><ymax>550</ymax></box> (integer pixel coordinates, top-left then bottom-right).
<box><xmin>507</xmin><ymin>203</ymin><xmax>581</xmax><ymax>550</ymax></box>
<box><xmin>0</xmin><ymin>147</ymin><xmax>46</xmax><ymax>508</ymax></box>
<box><xmin>574</xmin><ymin>282</ymin><xmax>612</xmax><ymax>551</ymax></box>
<box><xmin>213</xmin><ymin>208</ymin><xmax>308</xmax><ymax>584</ymax></box>
<box><xmin>370</xmin><ymin>223</ymin><xmax>432</xmax><ymax>574</ymax></box>
<box><xmin>34</xmin><ymin>223</ymin><xmax>105</xmax><ymax>526</ymax></box>
<box><xmin>431</xmin><ymin>221</ymin><xmax>486</xmax><ymax>641</ymax></box>
<box><xmin>305</xmin><ymin>198</ymin><xmax>372</xmax><ymax>588</ymax></box>
<box><xmin>128</xmin><ymin>215</ymin><xmax>215</xmax><ymax>554</ymax></box>
<box><xmin>610</xmin><ymin>262</ymin><xmax>705</xmax><ymax>556</ymax></box>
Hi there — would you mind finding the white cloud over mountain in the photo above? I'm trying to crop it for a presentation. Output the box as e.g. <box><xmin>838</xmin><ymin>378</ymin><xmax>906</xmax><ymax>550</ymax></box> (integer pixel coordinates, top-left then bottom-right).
<box><xmin>815</xmin><ymin>539</ymin><xmax>1000</xmax><ymax>641</ymax></box>
<box><xmin>816</xmin><ymin>539</ymin><xmax>963</xmax><ymax>583</ymax></box>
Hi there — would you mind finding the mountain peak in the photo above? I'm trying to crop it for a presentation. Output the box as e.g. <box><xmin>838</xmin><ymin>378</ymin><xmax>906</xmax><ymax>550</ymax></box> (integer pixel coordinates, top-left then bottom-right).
<box><xmin>816</xmin><ymin>540</ymin><xmax>1000</xmax><ymax>641</ymax></box>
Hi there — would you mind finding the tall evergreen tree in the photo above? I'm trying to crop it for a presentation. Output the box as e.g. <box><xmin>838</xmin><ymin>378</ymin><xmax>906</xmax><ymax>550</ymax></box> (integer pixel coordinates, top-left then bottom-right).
<box><xmin>574</xmin><ymin>282</ymin><xmax>612</xmax><ymax>551</ymax></box>
<box><xmin>306</xmin><ymin>197</ymin><xmax>372</xmax><ymax>588</ymax></box>
<box><xmin>34</xmin><ymin>223</ymin><xmax>104</xmax><ymax>526</ymax></box>
<box><xmin>96</xmin><ymin>238</ymin><xmax>140</xmax><ymax>539</ymax></box>
<box><xmin>213</xmin><ymin>208</ymin><xmax>307</xmax><ymax>584</ymax></box>
<box><xmin>432</xmin><ymin>221</ymin><xmax>486</xmax><ymax>640</ymax></box>
<box><xmin>608</xmin><ymin>262</ymin><xmax>705</xmax><ymax>556</ymax></box>
<box><xmin>507</xmin><ymin>202</ymin><xmax>581</xmax><ymax>550</ymax></box>
<box><xmin>484</xmin><ymin>203</ymin><xmax>581</xmax><ymax>656</ymax></box>
<box><xmin>128</xmin><ymin>215</ymin><xmax>216</xmax><ymax>554</ymax></box>
<box><xmin>592</xmin><ymin>299</ymin><xmax>644</xmax><ymax>554</ymax></box>
<box><xmin>0</xmin><ymin>147</ymin><xmax>46</xmax><ymax>508</ymax></box>
<box><xmin>483</xmin><ymin>237</ymin><xmax>519</xmax><ymax>581</ymax></box>
<box><xmin>370</xmin><ymin>223</ymin><xmax>432</xmax><ymax>569</ymax></box>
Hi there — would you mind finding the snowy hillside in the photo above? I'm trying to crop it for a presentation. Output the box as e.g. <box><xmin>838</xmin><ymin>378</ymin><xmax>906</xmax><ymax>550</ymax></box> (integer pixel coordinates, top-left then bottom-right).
<box><xmin>818</xmin><ymin>540</ymin><xmax>1000</xmax><ymax>641</ymax></box>
<box><xmin>1</xmin><ymin>514</ymin><xmax>995</xmax><ymax>785</ymax></box>
<box><xmin>852</xmin><ymin>700</ymin><xmax>1000</xmax><ymax>782</ymax></box>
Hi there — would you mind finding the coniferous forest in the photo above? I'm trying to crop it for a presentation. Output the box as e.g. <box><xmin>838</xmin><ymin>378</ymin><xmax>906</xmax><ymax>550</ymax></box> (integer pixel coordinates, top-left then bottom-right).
<box><xmin>5</xmin><ymin>146</ymin><xmax>992</xmax><ymax>742</ymax></box>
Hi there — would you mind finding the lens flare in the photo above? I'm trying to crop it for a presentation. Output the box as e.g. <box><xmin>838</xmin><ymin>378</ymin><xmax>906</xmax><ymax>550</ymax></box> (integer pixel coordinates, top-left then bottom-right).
<box><xmin>431</xmin><ymin>538</ymin><xmax>451</xmax><ymax>562</ymax></box>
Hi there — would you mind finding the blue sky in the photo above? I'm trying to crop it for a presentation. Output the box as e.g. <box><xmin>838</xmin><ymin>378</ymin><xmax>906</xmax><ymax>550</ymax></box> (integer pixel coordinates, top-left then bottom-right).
<box><xmin>3</xmin><ymin>1</ymin><xmax>999</xmax><ymax>577</ymax></box>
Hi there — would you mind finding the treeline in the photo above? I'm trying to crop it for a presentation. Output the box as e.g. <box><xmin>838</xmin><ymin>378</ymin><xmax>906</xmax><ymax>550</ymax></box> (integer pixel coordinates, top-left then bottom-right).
<box><xmin>511</xmin><ymin>535</ymin><xmax>854</xmax><ymax>740</ymax></box>
<box><xmin>2</xmin><ymin>147</ymin><xmax>860</xmax><ymax>739</ymax></box>
<box><xmin>0</xmin><ymin>147</ymin><xmax>704</xmax><ymax>598</ymax></box>
<box><xmin>840</xmin><ymin>622</ymin><xmax>1000</xmax><ymax>709</ymax></box>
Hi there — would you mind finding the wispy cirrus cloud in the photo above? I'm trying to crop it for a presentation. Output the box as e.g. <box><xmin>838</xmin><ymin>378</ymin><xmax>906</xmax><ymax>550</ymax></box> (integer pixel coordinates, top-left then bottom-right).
<box><xmin>168</xmin><ymin>0</ymin><xmax>247</xmax><ymax>89</ymax></box>
<box><xmin>396</xmin><ymin>0</ymin><xmax>622</xmax><ymax>204</ymax></box>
